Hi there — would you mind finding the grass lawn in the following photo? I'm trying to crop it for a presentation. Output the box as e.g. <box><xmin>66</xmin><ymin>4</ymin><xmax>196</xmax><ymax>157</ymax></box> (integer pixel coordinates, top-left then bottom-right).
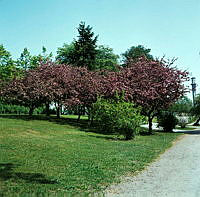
<box><xmin>0</xmin><ymin>114</ymin><xmax>181</xmax><ymax>196</ymax></box>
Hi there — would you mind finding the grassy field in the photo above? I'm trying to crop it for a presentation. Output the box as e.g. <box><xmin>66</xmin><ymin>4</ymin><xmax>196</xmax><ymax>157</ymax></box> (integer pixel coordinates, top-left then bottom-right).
<box><xmin>0</xmin><ymin>115</ymin><xmax>181</xmax><ymax>196</ymax></box>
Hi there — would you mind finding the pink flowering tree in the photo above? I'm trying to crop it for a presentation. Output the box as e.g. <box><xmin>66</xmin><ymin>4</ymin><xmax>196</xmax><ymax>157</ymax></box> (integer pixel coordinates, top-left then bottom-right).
<box><xmin>1</xmin><ymin>73</ymin><xmax>44</xmax><ymax>116</ymax></box>
<box><xmin>120</xmin><ymin>57</ymin><xmax>189</xmax><ymax>133</ymax></box>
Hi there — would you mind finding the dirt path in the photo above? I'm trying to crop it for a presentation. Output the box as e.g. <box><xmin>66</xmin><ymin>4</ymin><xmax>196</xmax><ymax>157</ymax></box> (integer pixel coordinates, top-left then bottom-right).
<box><xmin>105</xmin><ymin>131</ymin><xmax>200</xmax><ymax>197</ymax></box>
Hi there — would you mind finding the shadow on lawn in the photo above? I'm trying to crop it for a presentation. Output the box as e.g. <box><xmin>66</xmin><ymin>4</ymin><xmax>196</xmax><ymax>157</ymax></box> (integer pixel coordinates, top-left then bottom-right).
<box><xmin>0</xmin><ymin>114</ymin><xmax>107</xmax><ymax>134</ymax></box>
<box><xmin>0</xmin><ymin>114</ymin><xmax>161</xmax><ymax>138</ymax></box>
<box><xmin>0</xmin><ymin>163</ymin><xmax>57</xmax><ymax>184</ymax></box>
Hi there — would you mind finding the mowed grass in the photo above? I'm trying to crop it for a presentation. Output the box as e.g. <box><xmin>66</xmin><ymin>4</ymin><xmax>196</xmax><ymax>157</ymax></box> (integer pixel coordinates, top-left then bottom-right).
<box><xmin>0</xmin><ymin>115</ymin><xmax>181</xmax><ymax>196</ymax></box>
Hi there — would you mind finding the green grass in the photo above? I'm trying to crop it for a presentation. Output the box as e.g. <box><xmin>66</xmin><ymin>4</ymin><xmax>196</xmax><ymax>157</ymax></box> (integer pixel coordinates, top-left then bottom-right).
<box><xmin>0</xmin><ymin>114</ymin><xmax>181</xmax><ymax>196</ymax></box>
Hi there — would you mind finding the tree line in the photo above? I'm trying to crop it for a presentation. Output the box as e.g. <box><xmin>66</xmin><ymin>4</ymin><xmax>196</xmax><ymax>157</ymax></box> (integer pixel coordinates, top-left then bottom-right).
<box><xmin>0</xmin><ymin>22</ymin><xmax>189</xmax><ymax>136</ymax></box>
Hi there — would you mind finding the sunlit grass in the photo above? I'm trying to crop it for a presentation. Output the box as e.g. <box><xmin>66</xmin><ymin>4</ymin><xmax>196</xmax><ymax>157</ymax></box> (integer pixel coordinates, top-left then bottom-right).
<box><xmin>0</xmin><ymin>114</ymin><xmax>181</xmax><ymax>195</ymax></box>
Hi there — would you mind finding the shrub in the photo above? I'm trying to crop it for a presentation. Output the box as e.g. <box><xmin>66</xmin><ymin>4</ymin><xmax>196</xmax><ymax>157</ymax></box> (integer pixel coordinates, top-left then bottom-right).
<box><xmin>177</xmin><ymin>116</ymin><xmax>188</xmax><ymax>128</ymax></box>
<box><xmin>157</xmin><ymin>111</ymin><xmax>178</xmax><ymax>132</ymax></box>
<box><xmin>0</xmin><ymin>102</ymin><xmax>46</xmax><ymax>115</ymax></box>
<box><xmin>92</xmin><ymin>96</ymin><xmax>144</xmax><ymax>140</ymax></box>
<box><xmin>0</xmin><ymin>103</ymin><xmax>29</xmax><ymax>114</ymax></box>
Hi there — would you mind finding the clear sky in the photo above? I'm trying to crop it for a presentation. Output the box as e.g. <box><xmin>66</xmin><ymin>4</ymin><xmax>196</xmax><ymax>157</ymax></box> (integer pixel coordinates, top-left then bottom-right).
<box><xmin>1</xmin><ymin>0</ymin><xmax>200</xmax><ymax>96</ymax></box>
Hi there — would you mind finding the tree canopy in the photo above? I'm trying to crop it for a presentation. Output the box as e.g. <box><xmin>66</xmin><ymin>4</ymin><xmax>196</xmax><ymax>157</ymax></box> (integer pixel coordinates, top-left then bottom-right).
<box><xmin>0</xmin><ymin>44</ymin><xmax>16</xmax><ymax>82</ymax></box>
<box><xmin>17</xmin><ymin>47</ymin><xmax>52</xmax><ymax>70</ymax></box>
<box><xmin>56</xmin><ymin>43</ymin><xmax>119</xmax><ymax>71</ymax></box>
<box><xmin>58</xmin><ymin>22</ymin><xmax>98</xmax><ymax>70</ymax></box>
<box><xmin>122</xmin><ymin>45</ymin><xmax>154</xmax><ymax>65</ymax></box>
<box><xmin>118</xmin><ymin>57</ymin><xmax>189</xmax><ymax>132</ymax></box>
<box><xmin>1</xmin><ymin>57</ymin><xmax>188</xmax><ymax>132</ymax></box>
<box><xmin>56</xmin><ymin>43</ymin><xmax>75</xmax><ymax>65</ymax></box>
<box><xmin>95</xmin><ymin>45</ymin><xmax>119</xmax><ymax>71</ymax></box>
<box><xmin>169</xmin><ymin>96</ymin><xmax>192</xmax><ymax>115</ymax></box>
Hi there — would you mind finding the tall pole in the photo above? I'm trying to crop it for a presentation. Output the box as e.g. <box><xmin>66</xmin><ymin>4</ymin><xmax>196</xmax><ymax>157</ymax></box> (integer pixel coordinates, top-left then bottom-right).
<box><xmin>191</xmin><ymin>77</ymin><xmax>196</xmax><ymax>106</ymax></box>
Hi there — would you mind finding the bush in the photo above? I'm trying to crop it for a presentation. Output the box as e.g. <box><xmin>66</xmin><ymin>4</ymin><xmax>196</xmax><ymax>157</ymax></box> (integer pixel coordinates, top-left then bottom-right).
<box><xmin>177</xmin><ymin>116</ymin><xmax>188</xmax><ymax>128</ymax></box>
<box><xmin>0</xmin><ymin>102</ymin><xmax>46</xmax><ymax>115</ymax></box>
<box><xmin>0</xmin><ymin>103</ymin><xmax>29</xmax><ymax>114</ymax></box>
<box><xmin>92</xmin><ymin>96</ymin><xmax>144</xmax><ymax>140</ymax></box>
<box><xmin>157</xmin><ymin>111</ymin><xmax>178</xmax><ymax>132</ymax></box>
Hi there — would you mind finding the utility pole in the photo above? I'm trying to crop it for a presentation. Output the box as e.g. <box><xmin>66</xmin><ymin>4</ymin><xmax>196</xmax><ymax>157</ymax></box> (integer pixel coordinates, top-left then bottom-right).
<box><xmin>191</xmin><ymin>77</ymin><xmax>196</xmax><ymax>106</ymax></box>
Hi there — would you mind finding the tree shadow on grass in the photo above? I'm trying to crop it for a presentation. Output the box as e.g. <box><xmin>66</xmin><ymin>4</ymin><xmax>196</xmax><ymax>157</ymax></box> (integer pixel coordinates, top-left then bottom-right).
<box><xmin>0</xmin><ymin>163</ymin><xmax>57</xmax><ymax>184</ymax></box>
<box><xmin>87</xmin><ymin>134</ymin><xmax>125</xmax><ymax>141</ymax></box>
<box><xmin>0</xmin><ymin>114</ymin><xmax>107</xmax><ymax>135</ymax></box>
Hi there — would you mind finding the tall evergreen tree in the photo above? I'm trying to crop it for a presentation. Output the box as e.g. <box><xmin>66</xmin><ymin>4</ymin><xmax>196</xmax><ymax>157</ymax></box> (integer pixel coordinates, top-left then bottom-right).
<box><xmin>73</xmin><ymin>22</ymin><xmax>98</xmax><ymax>70</ymax></box>
<box><xmin>56</xmin><ymin>43</ymin><xmax>119</xmax><ymax>71</ymax></box>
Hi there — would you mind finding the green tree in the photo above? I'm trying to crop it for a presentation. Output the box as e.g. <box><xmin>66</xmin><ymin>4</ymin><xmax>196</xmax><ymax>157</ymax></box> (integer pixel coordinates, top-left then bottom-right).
<box><xmin>56</xmin><ymin>42</ymin><xmax>75</xmax><ymax>64</ymax></box>
<box><xmin>58</xmin><ymin>22</ymin><xmax>98</xmax><ymax>70</ymax></box>
<box><xmin>122</xmin><ymin>45</ymin><xmax>153</xmax><ymax>65</ymax></box>
<box><xmin>73</xmin><ymin>22</ymin><xmax>98</xmax><ymax>70</ymax></box>
<box><xmin>57</xmin><ymin>43</ymin><xmax>119</xmax><ymax>71</ymax></box>
<box><xmin>32</xmin><ymin>46</ymin><xmax>53</xmax><ymax>66</ymax></box>
<box><xmin>191</xmin><ymin>95</ymin><xmax>200</xmax><ymax>125</ymax></box>
<box><xmin>17</xmin><ymin>47</ymin><xmax>52</xmax><ymax>70</ymax></box>
<box><xmin>168</xmin><ymin>96</ymin><xmax>192</xmax><ymax>115</ymax></box>
<box><xmin>17</xmin><ymin>48</ymin><xmax>32</xmax><ymax>70</ymax></box>
<box><xmin>0</xmin><ymin>44</ymin><xmax>17</xmax><ymax>82</ymax></box>
<box><xmin>93</xmin><ymin>96</ymin><xmax>143</xmax><ymax>140</ymax></box>
<box><xmin>95</xmin><ymin>45</ymin><xmax>119</xmax><ymax>71</ymax></box>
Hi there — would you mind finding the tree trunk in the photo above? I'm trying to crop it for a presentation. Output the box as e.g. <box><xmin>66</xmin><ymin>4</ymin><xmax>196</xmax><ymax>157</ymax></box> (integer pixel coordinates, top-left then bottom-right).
<box><xmin>77</xmin><ymin>113</ymin><xmax>81</xmax><ymax>122</ymax></box>
<box><xmin>148</xmin><ymin>115</ymin><xmax>153</xmax><ymax>134</ymax></box>
<box><xmin>87</xmin><ymin>106</ymin><xmax>94</xmax><ymax>125</ymax></box>
<box><xmin>56</xmin><ymin>106</ymin><xmax>60</xmax><ymax>118</ymax></box>
<box><xmin>45</xmin><ymin>102</ymin><xmax>50</xmax><ymax>117</ymax></box>
<box><xmin>77</xmin><ymin>105</ymin><xmax>81</xmax><ymax>122</ymax></box>
<box><xmin>55</xmin><ymin>101</ymin><xmax>61</xmax><ymax>118</ymax></box>
<box><xmin>29</xmin><ymin>106</ymin><xmax>34</xmax><ymax>116</ymax></box>
<box><xmin>193</xmin><ymin>117</ymin><xmax>200</xmax><ymax>126</ymax></box>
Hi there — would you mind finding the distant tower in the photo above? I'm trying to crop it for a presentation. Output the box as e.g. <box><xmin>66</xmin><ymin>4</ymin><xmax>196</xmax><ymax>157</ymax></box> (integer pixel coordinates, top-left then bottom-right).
<box><xmin>191</xmin><ymin>77</ymin><xmax>196</xmax><ymax>105</ymax></box>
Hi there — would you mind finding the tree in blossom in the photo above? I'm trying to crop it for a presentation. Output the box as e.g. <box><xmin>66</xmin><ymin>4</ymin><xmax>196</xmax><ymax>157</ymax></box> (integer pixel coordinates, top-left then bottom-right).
<box><xmin>1</xmin><ymin>56</ymin><xmax>188</xmax><ymax>130</ymax></box>
<box><xmin>119</xmin><ymin>57</ymin><xmax>189</xmax><ymax>133</ymax></box>
<box><xmin>1</xmin><ymin>73</ymin><xmax>44</xmax><ymax>116</ymax></box>
<box><xmin>25</xmin><ymin>62</ymin><xmax>80</xmax><ymax>118</ymax></box>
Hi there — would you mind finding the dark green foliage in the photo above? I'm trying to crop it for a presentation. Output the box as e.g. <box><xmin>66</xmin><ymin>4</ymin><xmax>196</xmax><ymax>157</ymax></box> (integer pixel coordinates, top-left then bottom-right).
<box><xmin>56</xmin><ymin>43</ymin><xmax>119</xmax><ymax>71</ymax></box>
<box><xmin>92</xmin><ymin>97</ymin><xmax>144</xmax><ymax>140</ymax></box>
<box><xmin>60</xmin><ymin>22</ymin><xmax>98</xmax><ymax>70</ymax></box>
<box><xmin>74</xmin><ymin>22</ymin><xmax>98</xmax><ymax>70</ymax></box>
<box><xmin>122</xmin><ymin>45</ymin><xmax>153</xmax><ymax>65</ymax></box>
<box><xmin>0</xmin><ymin>103</ymin><xmax>45</xmax><ymax>115</ymax></box>
<box><xmin>0</xmin><ymin>103</ymin><xmax>28</xmax><ymax>114</ymax></box>
<box><xmin>157</xmin><ymin>111</ymin><xmax>178</xmax><ymax>132</ymax></box>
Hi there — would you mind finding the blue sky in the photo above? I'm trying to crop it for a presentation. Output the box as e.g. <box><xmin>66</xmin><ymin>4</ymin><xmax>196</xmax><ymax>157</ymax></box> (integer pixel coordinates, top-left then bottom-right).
<box><xmin>1</xmin><ymin>0</ymin><xmax>200</xmax><ymax>96</ymax></box>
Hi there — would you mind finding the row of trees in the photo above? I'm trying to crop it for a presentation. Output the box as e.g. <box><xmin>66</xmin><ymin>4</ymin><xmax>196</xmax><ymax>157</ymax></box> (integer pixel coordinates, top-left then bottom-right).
<box><xmin>0</xmin><ymin>22</ymin><xmax>189</xmax><ymax>134</ymax></box>
<box><xmin>1</xmin><ymin>56</ymin><xmax>188</xmax><ymax>133</ymax></box>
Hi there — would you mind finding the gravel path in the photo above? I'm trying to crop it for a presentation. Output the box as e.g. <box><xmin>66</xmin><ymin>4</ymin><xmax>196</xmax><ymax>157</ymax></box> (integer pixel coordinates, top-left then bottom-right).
<box><xmin>105</xmin><ymin>131</ymin><xmax>200</xmax><ymax>197</ymax></box>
